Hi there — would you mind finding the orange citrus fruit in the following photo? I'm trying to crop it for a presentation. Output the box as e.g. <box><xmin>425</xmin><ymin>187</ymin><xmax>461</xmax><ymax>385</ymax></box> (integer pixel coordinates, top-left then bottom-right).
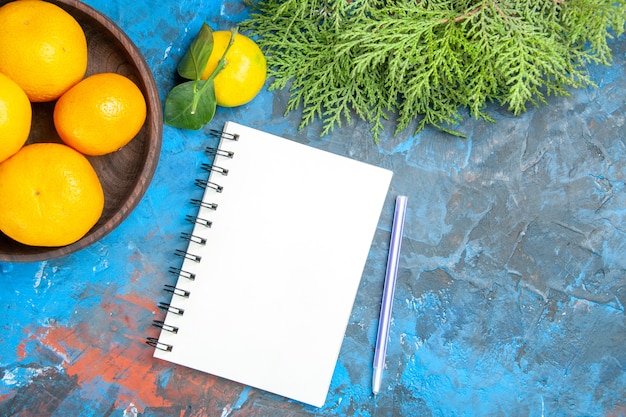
<box><xmin>0</xmin><ymin>72</ymin><xmax>31</xmax><ymax>163</ymax></box>
<box><xmin>0</xmin><ymin>0</ymin><xmax>88</xmax><ymax>102</ymax></box>
<box><xmin>53</xmin><ymin>72</ymin><xmax>147</xmax><ymax>156</ymax></box>
<box><xmin>0</xmin><ymin>142</ymin><xmax>104</xmax><ymax>247</ymax></box>
<box><xmin>200</xmin><ymin>31</ymin><xmax>266</xmax><ymax>107</ymax></box>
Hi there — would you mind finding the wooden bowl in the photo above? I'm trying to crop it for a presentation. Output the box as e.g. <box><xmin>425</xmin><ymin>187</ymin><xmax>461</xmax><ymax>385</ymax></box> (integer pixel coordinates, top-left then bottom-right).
<box><xmin>0</xmin><ymin>0</ymin><xmax>163</xmax><ymax>262</ymax></box>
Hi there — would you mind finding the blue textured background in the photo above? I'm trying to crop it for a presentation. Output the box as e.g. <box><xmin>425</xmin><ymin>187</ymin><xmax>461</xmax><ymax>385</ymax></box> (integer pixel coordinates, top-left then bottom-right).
<box><xmin>1</xmin><ymin>1</ymin><xmax>625</xmax><ymax>416</ymax></box>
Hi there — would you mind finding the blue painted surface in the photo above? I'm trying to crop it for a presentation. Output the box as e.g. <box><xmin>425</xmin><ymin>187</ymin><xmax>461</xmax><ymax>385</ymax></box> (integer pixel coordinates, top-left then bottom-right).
<box><xmin>1</xmin><ymin>1</ymin><xmax>625</xmax><ymax>416</ymax></box>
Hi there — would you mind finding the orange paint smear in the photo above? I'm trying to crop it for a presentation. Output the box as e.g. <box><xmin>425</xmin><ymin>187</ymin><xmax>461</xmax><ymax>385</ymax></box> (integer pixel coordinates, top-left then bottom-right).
<box><xmin>0</xmin><ymin>393</ymin><xmax>14</xmax><ymax>403</ymax></box>
<box><xmin>21</xmin><ymin>289</ymin><xmax>247</xmax><ymax>413</ymax></box>
<box><xmin>29</xmin><ymin>289</ymin><xmax>173</xmax><ymax>410</ymax></box>
<box><xmin>16</xmin><ymin>332</ymin><xmax>38</xmax><ymax>360</ymax></box>
<box><xmin>117</xmin><ymin>291</ymin><xmax>157</xmax><ymax>313</ymax></box>
<box><xmin>38</xmin><ymin>324</ymin><xmax>169</xmax><ymax>408</ymax></box>
<box><xmin>607</xmin><ymin>405</ymin><xmax>626</xmax><ymax>417</ymax></box>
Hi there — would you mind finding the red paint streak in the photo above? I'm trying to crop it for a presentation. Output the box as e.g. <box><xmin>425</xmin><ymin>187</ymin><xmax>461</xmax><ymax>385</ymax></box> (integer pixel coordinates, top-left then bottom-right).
<box><xmin>129</xmin><ymin>270</ymin><xmax>143</xmax><ymax>283</ymax></box>
<box><xmin>39</xmin><ymin>324</ymin><xmax>172</xmax><ymax>409</ymax></box>
<box><xmin>16</xmin><ymin>333</ymin><xmax>38</xmax><ymax>360</ymax></box>
<box><xmin>0</xmin><ymin>393</ymin><xmax>14</xmax><ymax>402</ymax></box>
<box><xmin>23</xmin><ymin>289</ymin><xmax>174</xmax><ymax>410</ymax></box>
<box><xmin>117</xmin><ymin>291</ymin><xmax>157</xmax><ymax>313</ymax></box>
<box><xmin>17</xmin><ymin>289</ymin><xmax>256</xmax><ymax>413</ymax></box>
<box><xmin>606</xmin><ymin>405</ymin><xmax>626</xmax><ymax>417</ymax></box>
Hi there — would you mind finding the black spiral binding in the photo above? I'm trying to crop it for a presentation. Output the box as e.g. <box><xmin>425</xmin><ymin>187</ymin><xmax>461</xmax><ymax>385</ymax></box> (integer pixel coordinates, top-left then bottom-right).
<box><xmin>174</xmin><ymin>248</ymin><xmax>201</xmax><ymax>263</ymax></box>
<box><xmin>190</xmin><ymin>198</ymin><xmax>218</xmax><ymax>210</ymax></box>
<box><xmin>163</xmin><ymin>284</ymin><xmax>191</xmax><ymax>297</ymax></box>
<box><xmin>180</xmin><ymin>232</ymin><xmax>207</xmax><ymax>245</ymax></box>
<box><xmin>158</xmin><ymin>301</ymin><xmax>185</xmax><ymax>315</ymax></box>
<box><xmin>185</xmin><ymin>213</ymin><xmax>212</xmax><ymax>228</ymax></box>
<box><xmin>195</xmin><ymin>178</ymin><xmax>223</xmax><ymax>193</ymax></box>
<box><xmin>153</xmin><ymin>320</ymin><xmax>179</xmax><ymax>334</ymax></box>
<box><xmin>168</xmin><ymin>266</ymin><xmax>195</xmax><ymax>280</ymax></box>
<box><xmin>146</xmin><ymin>337</ymin><xmax>173</xmax><ymax>352</ymax></box>
<box><xmin>146</xmin><ymin>128</ymin><xmax>238</xmax><ymax>352</ymax></box>
<box><xmin>201</xmin><ymin>163</ymin><xmax>229</xmax><ymax>176</ymax></box>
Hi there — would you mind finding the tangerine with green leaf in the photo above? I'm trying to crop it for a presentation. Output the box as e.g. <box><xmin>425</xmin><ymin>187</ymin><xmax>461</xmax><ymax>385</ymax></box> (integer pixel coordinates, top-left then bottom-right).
<box><xmin>200</xmin><ymin>31</ymin><xmax>266</xmax><ymax>107</ymax></box>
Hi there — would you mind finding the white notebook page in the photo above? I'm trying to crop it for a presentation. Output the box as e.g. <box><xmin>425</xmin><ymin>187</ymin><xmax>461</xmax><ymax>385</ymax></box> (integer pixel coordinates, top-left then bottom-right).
<box><xmin>153</xmin><ymin>121</ymin><xmax>393</xmax><ymax>407</ymax></box>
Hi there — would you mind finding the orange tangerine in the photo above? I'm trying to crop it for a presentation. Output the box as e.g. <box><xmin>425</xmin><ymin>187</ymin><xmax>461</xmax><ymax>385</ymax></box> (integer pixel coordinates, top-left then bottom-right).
<box><xmin>0</xmin><ymin>143</ymin><xmax>104</xmax><ymax>247</ymax></box>
<box><xmin>54</xmin><ymin>72</ymin><xmax>147</xmax><ymax>156</ymax></box>
<box><xmin>0</xmin><ymin>0</ymin><xmax>88</xmax><ymax>102</ymax></box>
<box><xmin>0</xmin><ymin>72</ymin><xmax>31</xmax><ymax>163</ymax></box>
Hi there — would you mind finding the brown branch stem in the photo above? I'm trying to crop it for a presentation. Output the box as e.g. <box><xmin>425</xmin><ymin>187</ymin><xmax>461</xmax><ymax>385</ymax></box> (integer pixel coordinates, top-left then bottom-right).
<box><xmin>441</xmin><ymin>1</ymin><xmax>510</xmax><ymax>24</ymax></box>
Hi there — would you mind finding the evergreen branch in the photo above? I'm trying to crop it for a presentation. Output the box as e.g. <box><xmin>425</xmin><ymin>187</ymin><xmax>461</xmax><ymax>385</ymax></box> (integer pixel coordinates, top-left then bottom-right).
<box><xmin>241</xmin><ymin>0</ymin><xmax>626</xmax><ymax>142</ymax></box>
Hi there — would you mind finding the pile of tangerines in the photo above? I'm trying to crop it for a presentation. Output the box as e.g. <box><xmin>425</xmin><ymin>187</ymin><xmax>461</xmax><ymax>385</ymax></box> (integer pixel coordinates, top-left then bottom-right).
<box><xmin>0</xmin><ymin>0</ymin><xmax>147</xmax><ymax>247</ymax></box>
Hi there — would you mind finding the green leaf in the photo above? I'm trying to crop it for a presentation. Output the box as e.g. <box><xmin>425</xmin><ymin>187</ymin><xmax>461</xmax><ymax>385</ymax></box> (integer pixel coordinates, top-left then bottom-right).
<box><xmin>164</xmin><ymin>80</ymin><xmax>217</xmax><ymax>130</ymax></box>
<box><xmin>177</xmin><ymin>23</ymin><xmax>214</xmax><ymax>80</ymax></box>
<box><xmin>164</xmin><ymin>25</ymin><xmax>237</xmax><ymax>131</ymax></box>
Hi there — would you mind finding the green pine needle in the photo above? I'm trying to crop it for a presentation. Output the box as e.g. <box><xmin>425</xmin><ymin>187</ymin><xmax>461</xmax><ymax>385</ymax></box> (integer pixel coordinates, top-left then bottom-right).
<box><xmin>241</xmin><ymin>0</ymin><xmax>626</xmax><ymax>142</ymax></box>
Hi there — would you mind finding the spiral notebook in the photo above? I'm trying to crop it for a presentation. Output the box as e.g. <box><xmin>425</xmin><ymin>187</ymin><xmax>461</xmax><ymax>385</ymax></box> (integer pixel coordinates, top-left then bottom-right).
<box><xmin>148</xmin><ymin>121</ymin><xmax>393</xmax><ymax>407</ymax></box>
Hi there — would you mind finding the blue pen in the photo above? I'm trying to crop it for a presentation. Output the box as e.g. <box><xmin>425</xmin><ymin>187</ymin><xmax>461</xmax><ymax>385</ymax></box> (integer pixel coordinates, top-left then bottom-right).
<box><xmin>372</xmin><ymin>195</ymin><xmax>408</xmax><ymax>396</ymax></box>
